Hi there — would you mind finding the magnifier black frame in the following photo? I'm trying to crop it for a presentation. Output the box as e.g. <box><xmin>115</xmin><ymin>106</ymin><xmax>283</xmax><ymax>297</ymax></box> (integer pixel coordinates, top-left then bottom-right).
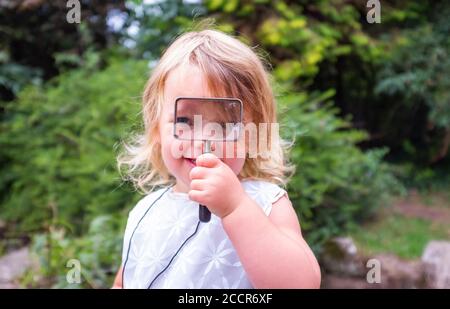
<box><xmin>173</xmin><ymin>96</ymin><xmax>244</xmax><ymax>141</ymax></box>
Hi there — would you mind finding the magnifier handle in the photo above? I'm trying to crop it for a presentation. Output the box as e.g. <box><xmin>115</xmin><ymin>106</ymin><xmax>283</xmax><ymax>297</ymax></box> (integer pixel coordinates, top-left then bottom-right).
<box><xmin>199</xmin><ymin>205</ymin><xmax>211</xmax><ymax>223</ymax></box>
<box><xmin>199</xmin><ymin>140</ymin><xmax>212</xmax><ymax>223</ymax></box>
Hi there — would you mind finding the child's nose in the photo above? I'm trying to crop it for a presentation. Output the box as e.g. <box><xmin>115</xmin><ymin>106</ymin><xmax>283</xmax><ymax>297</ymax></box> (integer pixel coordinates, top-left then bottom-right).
<box><xmin>193</xmin><ymin>140</ymin><xmax>204</xmax><ymax>152</ymax></box>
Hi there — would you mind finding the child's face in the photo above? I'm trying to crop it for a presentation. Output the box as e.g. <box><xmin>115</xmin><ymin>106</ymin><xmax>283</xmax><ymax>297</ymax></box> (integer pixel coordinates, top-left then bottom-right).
<box><xmin>158</xmin><ymin>64</ymin><xmax>246</xmax><ymax>193</ymax></box>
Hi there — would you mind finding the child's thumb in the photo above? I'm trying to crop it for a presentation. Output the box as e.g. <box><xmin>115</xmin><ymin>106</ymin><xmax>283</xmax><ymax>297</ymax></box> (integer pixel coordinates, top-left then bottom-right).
<box><xmin>196</xmin><ymin>153</ymin><xmax>220</xmax><ymax>168</ymax></box>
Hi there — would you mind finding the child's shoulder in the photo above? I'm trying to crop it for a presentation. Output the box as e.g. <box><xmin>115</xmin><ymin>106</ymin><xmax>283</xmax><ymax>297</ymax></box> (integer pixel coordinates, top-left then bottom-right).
<box><xmin>240</xmin><ymin>179</ymin><xmax>288</xmax><ymax>212</ymax></box>
<box><xmin>128</xmin><ymin>186</ymin><xmax>172</xmax><ymax>219</ymax></box>
<box><xmin>241</xmin><ymin>178</ymin><xmax>286</xmax><ymax>194</ymax></box>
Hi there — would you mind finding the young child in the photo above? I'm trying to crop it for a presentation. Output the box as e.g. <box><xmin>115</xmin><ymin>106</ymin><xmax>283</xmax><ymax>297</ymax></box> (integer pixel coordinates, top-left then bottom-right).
<box><xmin>113</xmin><ymin>29</ymin><xmax>321</xmax><ymax>289</ymax></box>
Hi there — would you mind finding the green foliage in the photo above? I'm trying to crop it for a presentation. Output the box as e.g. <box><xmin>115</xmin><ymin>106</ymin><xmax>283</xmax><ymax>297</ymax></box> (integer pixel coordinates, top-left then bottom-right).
<box><xmin>205</xmin><ymin>0</ymin><xmax>384</xmax><ymax>88</ymax></box>
<box><xmin>375</xmin><ymin>4</ymin><xmax>450</xmax><ymax>163</ymax></box>
<box><xmin>1</xmin><ymin>56</ymin><xmax>150</xmax><ymax>287</ymax></box>
<box><xmin>0</xmin><ymin>51</ymin><xmax>42</xmax><ymax>100</ymax></box>
<box><xmin>0</xmin><ymin>56</ymin><xmax>146</xmax><ymax>235</ymax></box>
<box><xmin>123</xmin><ymin>0</ymin><xmax>206</xmax><ymax>59</ymax></box>
<box><xmin>204</xmin><ymin>0</ymin><xmax>450</xmax><ymax>167</ymax></box>
<box><xmin>278</xmin><ymin>89</ymin><xmax>403</xmax><ymax>249</ymax></box>
<box><xmin>0</xmin><ymin>1</ymin><xmax>126</xmax><ymax>101</ymax></box>
<box><xmin>25</xmin><ymin>214</ymin><xmax>125</xmax><ymax>288</ymax></box>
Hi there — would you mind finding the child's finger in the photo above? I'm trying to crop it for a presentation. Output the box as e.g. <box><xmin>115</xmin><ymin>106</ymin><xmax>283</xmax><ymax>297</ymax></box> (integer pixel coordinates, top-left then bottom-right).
<box><xmin>189</xmin><ymin>179</ymin><xmax>208</xmax><ymax>191</ymax></box>
<box><xmin>188</xmin><ymin>189</ymin><xmax>206</xmax><ymax>204</ymax></box>
<box><xmin>196</xmin><ymin>153</ymin><xmax>220</xmax><ymax>168</ymax></box>
<box><xmin>189</xmin><ymin>166</ymin><xmax>209</xmax><ymax>180</ymax></box>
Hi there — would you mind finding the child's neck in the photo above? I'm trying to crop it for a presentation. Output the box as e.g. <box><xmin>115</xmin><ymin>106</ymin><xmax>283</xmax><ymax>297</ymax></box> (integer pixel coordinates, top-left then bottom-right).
<box><xmin>173</xmin><ymin>182</ymin><xmax>189</xmax><ymax>194</ymax></box>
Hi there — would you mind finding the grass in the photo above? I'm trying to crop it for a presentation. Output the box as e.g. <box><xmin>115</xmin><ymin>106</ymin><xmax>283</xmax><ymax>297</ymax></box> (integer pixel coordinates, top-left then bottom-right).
<box><xmin>348</xmin><ymin>214</ymin><xmax>449</xmax><ymax>259</ymax></box>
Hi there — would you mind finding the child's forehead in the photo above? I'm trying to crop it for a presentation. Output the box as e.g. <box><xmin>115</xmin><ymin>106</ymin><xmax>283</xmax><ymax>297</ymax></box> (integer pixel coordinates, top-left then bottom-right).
<box><xmin>163</xmin><ymin>64</ymin><xmax>220</xmax><ymax>105</ymax></box>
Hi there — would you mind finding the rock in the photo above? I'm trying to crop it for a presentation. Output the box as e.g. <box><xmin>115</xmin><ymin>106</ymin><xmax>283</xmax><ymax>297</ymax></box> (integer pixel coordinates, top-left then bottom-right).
<box><xmin>0</xmin><ymin>247</ymin><xmax>32</xmax><ymax>288</ymax></box>
<box><xmin>421</xmin><ymin>240</ymin><xmax>450</xmax><ymax>288</ymax></box>
<box><xmin>321</xmin><ymin>274</ymin><xmax>374</xmax><ymax>289</ymax></box>
<box><xmin>371</xmin><ymin>253</ymin><xmax>426</xmax><ymax>288</ymax></box>
<box><xmin>320</xmin><ymin>237</ymin><xmax>429</xmax><ymax>288</ymax></box>
<box><xmin>321</xmin><ymin>237</ymin><xmax>366</xmax><ymax>276</ymax></box>
<box><xmin>321</xmin><ymin>237</ymin><xmax>450</xmax><ymax>288</ymax></box>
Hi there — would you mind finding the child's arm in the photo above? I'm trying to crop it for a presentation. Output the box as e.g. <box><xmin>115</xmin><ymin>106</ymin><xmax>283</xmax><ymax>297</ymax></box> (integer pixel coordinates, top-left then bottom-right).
<box><xmin>111</xmin><ymin>266</ymin><xmax>123</xmax><ymax>289</ymax></box>
<box><xmin>189</xmin><ymin>153</ymin><xmax>321</xmax><ymax>288</ymax></box>
<box><xmin>222</xmin><ymin>193</ymin><xmax>321</xmax><ymax>288</ymax></box>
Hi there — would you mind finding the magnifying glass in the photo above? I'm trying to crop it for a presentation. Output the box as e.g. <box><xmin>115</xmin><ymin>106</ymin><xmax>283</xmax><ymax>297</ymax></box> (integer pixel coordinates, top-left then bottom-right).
<box><xmin>173</xmin><ymin>97</ymin><xmax>243</xmax><ymax>222</ymax></box>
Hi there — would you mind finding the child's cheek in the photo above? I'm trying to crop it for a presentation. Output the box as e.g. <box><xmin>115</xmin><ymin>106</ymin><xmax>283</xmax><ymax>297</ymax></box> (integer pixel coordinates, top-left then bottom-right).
<box><xmin>223</xmin><ymin>157</ymin><xmax>245</xmax><ymax>176</ymax></box>
<box><xmin>213</xmin><ymin>141</ymin><xmax>245</xmax><ymax>160</ymax></box>
<box><xmin>169</xmin><ymin>139</ymin><xmax>184</xmax><ymax>159</ymax></box>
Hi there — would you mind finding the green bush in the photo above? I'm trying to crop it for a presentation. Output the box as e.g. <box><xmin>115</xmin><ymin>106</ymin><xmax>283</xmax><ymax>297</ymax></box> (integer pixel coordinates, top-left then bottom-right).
<box><xmin>25</xmin><ymin>214</ymin><xmax>124</xmax><ymax>288</ymax></box>
<box><xmin>375</xmin><ymin>5</ymin><xmax>450</xmax><ymax>164</ymax></box>
<box><xmin>0</xmin><ymin>57</ymin><xmax>146</xmax><ymax>236</ymax></box>
<box><xmin>1</xmin><ymin>56</ymin><xmax>149</xmax><ymax>287</ymax></box>
<box><xmin>278</xmin><ymin>89</ymin><xmax>403</xmax><ymax>250</ymax></box>
<box><xmin>203</xmin><ymin>0</ymin><xmax>450</xmax><ymax>169</ymax></box>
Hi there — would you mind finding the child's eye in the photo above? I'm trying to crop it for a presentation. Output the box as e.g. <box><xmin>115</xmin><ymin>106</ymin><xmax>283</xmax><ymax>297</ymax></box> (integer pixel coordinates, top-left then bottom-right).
<box><xmin>176</xmin><ymin>117</ymin><xmax>190</xmax><ymax>124</ymax></box>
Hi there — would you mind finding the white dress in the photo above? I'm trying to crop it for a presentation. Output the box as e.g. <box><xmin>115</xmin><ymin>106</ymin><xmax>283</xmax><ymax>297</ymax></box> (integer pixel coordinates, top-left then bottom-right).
<box><xmin>121</xmin><ymin>179</ymin><xmax>287</xmax><ymax>289</ymax></box>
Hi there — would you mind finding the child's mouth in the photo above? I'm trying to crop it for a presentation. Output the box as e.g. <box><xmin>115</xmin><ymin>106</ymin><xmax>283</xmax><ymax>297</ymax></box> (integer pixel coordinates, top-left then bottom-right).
<box><xmin>183</xmin><ymin>157</ymin><xmax>225</xmax><ymax>167</ymax></box>
<box><xmin>184</xmin><ymin>157</ymin><xmax>197</xmax><ymax>167</ymax></box>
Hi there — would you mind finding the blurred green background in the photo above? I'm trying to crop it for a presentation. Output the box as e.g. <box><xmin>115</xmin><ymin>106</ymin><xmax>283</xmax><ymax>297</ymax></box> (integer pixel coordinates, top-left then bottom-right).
<box><xmin>0</xmin><ymin>0</ymin><xmax>449</xmax><ymax>288</ymax></box>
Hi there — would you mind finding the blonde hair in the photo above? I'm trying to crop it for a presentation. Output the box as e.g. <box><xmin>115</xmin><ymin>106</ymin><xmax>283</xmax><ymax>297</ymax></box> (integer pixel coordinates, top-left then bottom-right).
<box><xmin>117</xmin><ymin>28</ymin><xmax>294</xmax><ymax>194</ymax></box>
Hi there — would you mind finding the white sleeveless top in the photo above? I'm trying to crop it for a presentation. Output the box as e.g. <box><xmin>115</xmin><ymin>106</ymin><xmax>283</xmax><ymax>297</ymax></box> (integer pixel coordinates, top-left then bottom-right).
<box><xmin>121</xmin><ymin>179</ymin><xmax>287</xmax><ymax>289</ymax></box>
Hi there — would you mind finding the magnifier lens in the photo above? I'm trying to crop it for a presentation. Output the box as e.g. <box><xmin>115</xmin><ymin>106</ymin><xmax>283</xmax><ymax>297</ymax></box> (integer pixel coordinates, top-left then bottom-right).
<box><xmin>174</xmin><ymin>98</ymin><xmax>242</xmax><ymax>142</ymax></box>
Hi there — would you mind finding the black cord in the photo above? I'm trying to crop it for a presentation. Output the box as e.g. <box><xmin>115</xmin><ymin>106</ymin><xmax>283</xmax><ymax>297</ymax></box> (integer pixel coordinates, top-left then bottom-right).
<box><xmin>147</xmin><ymin>220</ymin><xmax>201</xmax><ymax>289</ymax></box>
<box><xmin>121</xmin><ymin>185</ymin><xmax>173</xmax><ymax>288</ymax></box>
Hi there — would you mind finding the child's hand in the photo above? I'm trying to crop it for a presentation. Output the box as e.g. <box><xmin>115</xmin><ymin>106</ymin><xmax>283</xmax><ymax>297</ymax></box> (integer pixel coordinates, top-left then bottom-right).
<box><xmin>188</xmin><ymin>153</ymin><xmax>247</xmax><ymax>218</ymax></box>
